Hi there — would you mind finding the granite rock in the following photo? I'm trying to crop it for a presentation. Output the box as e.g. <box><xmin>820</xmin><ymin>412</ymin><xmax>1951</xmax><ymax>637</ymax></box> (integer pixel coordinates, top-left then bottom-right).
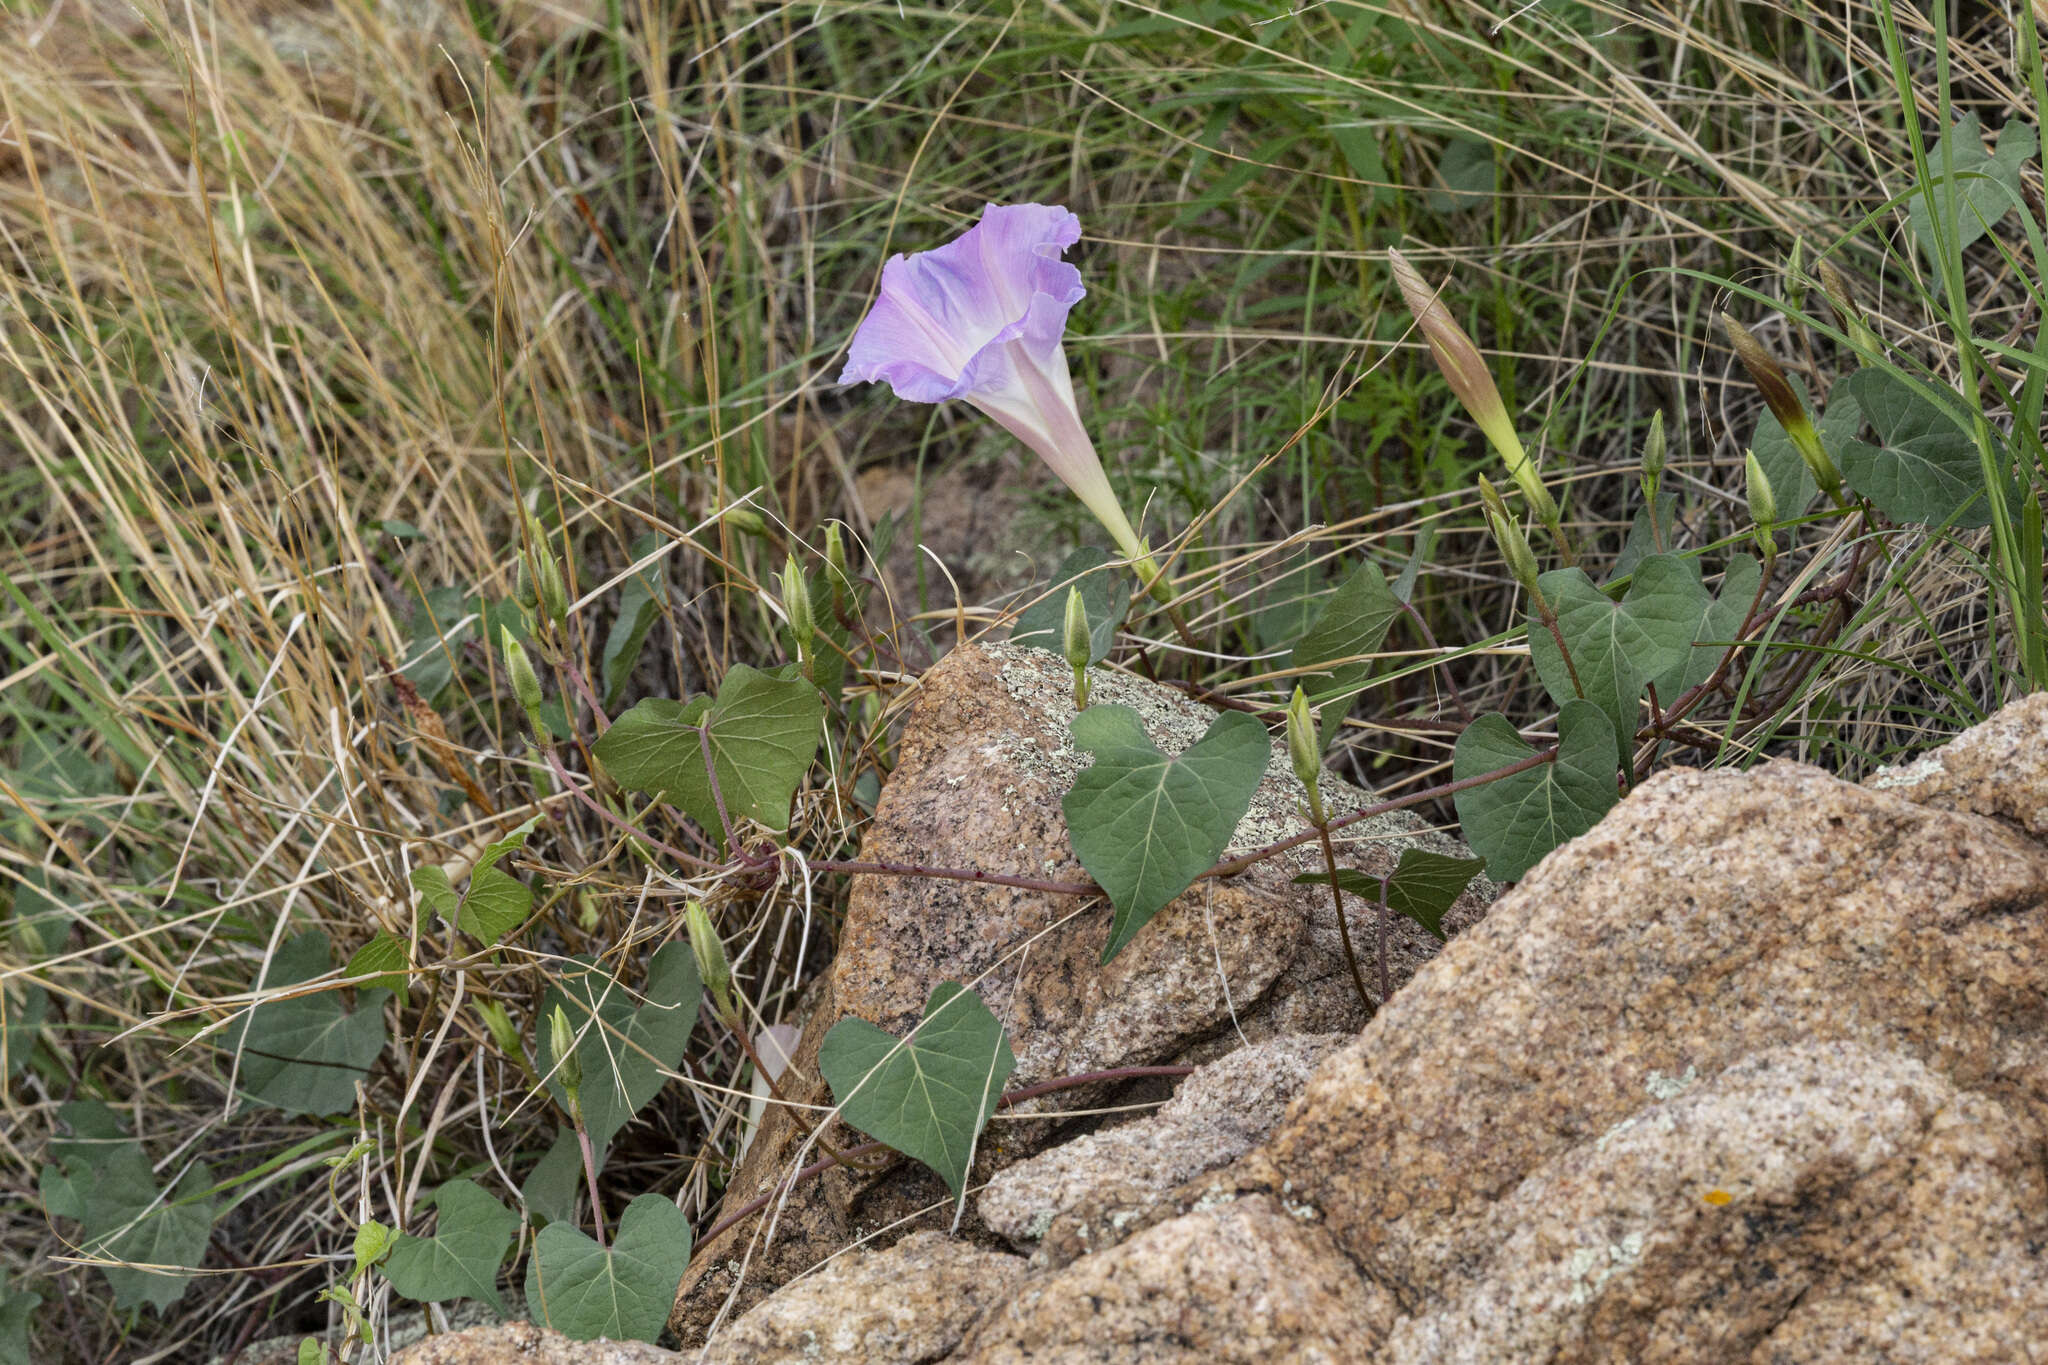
<box><xmin>700</xmin><ymin>1232</ymin><xmax>1026</xmax><ymax>1364</ymax></box>
<box><xmin>1866</xmin><ymin>690</ymin><xmax>2048</xmax><ymax>835</ymax></box>
<box><xmin>675</xmin><ymin>642</ymin><xmax>1490</xmax><ymax>1340</ymax></box>
<box><xmin>978</xmin><ymin>1032</ymin><xmax>1343</xmax><ymax>1251</ymax></box>
<box><xmin>389</xmin><ymin>1321</ymin><xmax>677</xmax><ymax>1364</ymax></box>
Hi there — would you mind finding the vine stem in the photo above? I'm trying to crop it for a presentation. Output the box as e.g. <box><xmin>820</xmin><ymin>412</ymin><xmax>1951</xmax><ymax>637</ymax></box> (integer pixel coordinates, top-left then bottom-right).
<box><xmin>692</xmin><ymin>1064</ymin><xmax>1196</xmax><ymax>1254</ymax></box>
<box><xmin>1313</xmin><ymin>815</ymin><xmax>1374</xmax><ymax>1016</ymax></box>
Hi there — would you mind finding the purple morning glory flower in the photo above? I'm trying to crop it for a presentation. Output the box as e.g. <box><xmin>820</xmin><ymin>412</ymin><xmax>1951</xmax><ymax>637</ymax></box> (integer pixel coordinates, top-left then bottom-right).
<box><xmin>840</xmin><ymin>204</ymin><xmax>1158</xmax><ymax>584</ymax></box>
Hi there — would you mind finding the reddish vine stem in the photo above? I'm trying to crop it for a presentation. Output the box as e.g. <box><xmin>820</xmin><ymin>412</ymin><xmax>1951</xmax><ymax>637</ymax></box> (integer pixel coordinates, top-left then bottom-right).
<box><xmin>692</xmin><ymin>1064</ymin><xmax>1197</xmax><ymax>1254</ymax></box>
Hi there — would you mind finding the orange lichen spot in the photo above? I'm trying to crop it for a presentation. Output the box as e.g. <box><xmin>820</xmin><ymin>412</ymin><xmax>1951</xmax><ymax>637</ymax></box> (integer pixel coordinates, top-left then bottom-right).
<box><xmin>1702</xmin><ymin>1189</ymin><xmax>1733</xmax><ymax>1206</ymax></box>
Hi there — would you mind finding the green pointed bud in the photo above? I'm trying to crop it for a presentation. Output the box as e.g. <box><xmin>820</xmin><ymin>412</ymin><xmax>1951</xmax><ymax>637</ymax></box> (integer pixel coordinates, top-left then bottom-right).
<box><xmin>501</xmin><ymin>626</ymin><xmax>545</xmax><ymax>733</ymax></box>
<box><xmin>1816</xmin><ymin>259</ymin><xmax>1881</xmax><ymax>356</ymax></box>
<box><xmin>475</xmin><ymin>998</ymin><xmax>524</xmax><ymax>1064</ymax></box>
<box><xmin>1062</xmin><ymin>585</ymin><xmax>1092</xmax><ymax>708</ymax></box>
<box><xmin>547</xmin><ymin>1003</ymin><xmax>581</xmax><ymax>1106</ymax></box>
<box><xmin>822</xmin><ymin>522</ymin><xmax>851</xmax><ymax>603</ymax></box>
<box><xmin>1061</xmin><ymin>586</ymin><xmax>1092</xmax><ymax>670</ymax></box>
<box><xmin>1640</xmin><ymin>411</ymin><xmax>1666</xmax><ymax>487</ymax></box>
<box><xmin>1286</xmin><ymin>685</ymin><xmax>1322</xmax><ymax>800</ymax></box>
<box><xmin>1478</xmin><ymin>476</ymin><xmax>1543</xmax><ymax>602</ymax></box>
<box><xmin>521</xmin><ymin>507</ymin><xmax>568</xmax><ymax>625</ymax></box>
<box><xmin>686</xmin><ymin>900</ymin><xmax>732</xmax><ymax>1017</ymax></box>
<box><xmin>780</xmin><ymin>555</ymin><xmax>814</xmax><ymax>659</ymax></box>
<box><xmin>1720</xmin><ymin>313</ymin><xmax>1843</xmax><ymax>504</ymax></box>
<box><xmin>1744</xmin><ymin>449</ymin><xmax>1778</xmax><ymax>555</ymax></box>
<box><xmin>722</xmin><ymin>506</ymin><xmax>767</xmax><ymax>537</ymax></box>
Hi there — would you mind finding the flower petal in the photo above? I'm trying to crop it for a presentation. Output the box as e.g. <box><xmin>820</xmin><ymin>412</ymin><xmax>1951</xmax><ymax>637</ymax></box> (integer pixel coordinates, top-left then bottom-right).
<box><xmin>839</xmin><ymin>203</ymin><xmax>1083</xmax><ymax>402</ymax></box>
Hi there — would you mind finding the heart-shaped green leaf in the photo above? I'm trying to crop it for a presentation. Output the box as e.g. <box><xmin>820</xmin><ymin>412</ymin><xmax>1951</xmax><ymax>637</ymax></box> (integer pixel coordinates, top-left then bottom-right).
<box><xmin>541</xmin><ymin>943</ymin><xmax>700</xmax><ymax>1149</ymax></box>
<box><xmin>1010</xmin><ymin>547</ymin><xmax>1131</xmax><ymax>666</ymax></box>
<box><xmin>0</xmin><ymin>1267</ymin><xmax>41</xmax><ymax>1365</ymax></box>
<box><xmin>40</xmin><ymin>1102</ymin><xmax>216</xmax><ymax>1312</ymax></box>
<box><xmin>1835</xmin><ymin>368</ymin><xmax>1997</xmax><ymax>528</ymax></box>
<box><xmin>1528</xmin><ymin>556</ymin><xmax>1707</xmax><ymax>763</ymax></box>
<box><xmin>1906</xmin><ymin>113</ymin><xmax>2035</xmax><ymax>259</ymax></box>
<box><xmin>595</xmin><ymin>663</ymin><xmax>822</xmax><ymax>843</ymax></box>
<box><xmin>229</xmin><ymin>932</ymin><xmax>389</xmax><ymax>1116</ymax></box>
<box><xmin>1292</xmin><ymin>560</ymin><xmax>1402</xmax><ymax>749</ymax></box>
<box><xmin>1062</xmin><ymin>706</ymin><xmax>1271</xmax><ymax>963</ymax></box>
<box><xmin>1291</xmin><ymin>848</ymin><xmax>1485</xmax><ymax>941</ymax></box>
<box><xmin>524</xmin><ymin>1193</ymin><xmax>691</xmax><ymax>1343</ymax></box>
<box><xmin>818</xmin><ymin>982</ymin><xmax>1017</xmax><ymax>1199</ymax></box>
<box><xmin>382</xmin><ymin>1179</ymin><xmax>519</xmax><ymax>1312</ymax></box>
<box><xmin>1452</xmin><ymin>702</ymin><xmax>1618</xmax><ymax>882</ymax></box>
<box><xmin>1651</xmin><ymin>553</ymin><xmax>1762</xmax><ymax>698</ymax></box>
<box><xmin>342</xmin><ymin>934</ymin><xmax>409</xmax><ymax>995</ymax></box>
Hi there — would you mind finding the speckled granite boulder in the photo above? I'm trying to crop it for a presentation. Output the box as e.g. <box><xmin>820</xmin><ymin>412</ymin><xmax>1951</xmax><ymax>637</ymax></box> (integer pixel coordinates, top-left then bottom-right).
<box><xmin>700</xmin><ymin>1232</ymin><xmax>1025</xmax><ymax>1364</ymax></box>
<box><xmin>675</xmin><ymin>641</ymin><xmax>1493</xmax><ymax>1341</ymax></box>
<box><xmin>389</xmin><ymin>1322</ymin><xmax>677</xmax><ymax>1364</ymax></box>
<box><xmin>978</xmin><ymin>1031</ymin><xmax>1344</xmax><ymax>1253</ymax></box>
<box><xmin>1866</xmin><ymin>690</ymin><xmax>2048</xmax><ymax>835</ymax></box>
<box><xmin>687</xmin><ymin>680</ymin><xmax>2048</xmax><ymax>1363</ymax></box>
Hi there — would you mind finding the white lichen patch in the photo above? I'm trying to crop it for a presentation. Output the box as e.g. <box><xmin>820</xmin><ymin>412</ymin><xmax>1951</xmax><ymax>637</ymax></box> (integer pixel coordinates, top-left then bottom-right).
<box><xmin>1646</xmin><ymin>1065</ymin><xmax>1698</xmax><ymax>1101</ymax></box>
<box><xmin>1565</xmin><ymin>1230</ymin><xmax>1645</xmax><ymax>1306</ymax></box>
<box><xmin>1867</xmin><ymin>755</ymin><xmax>1944</xmax><ymax>790</ymax></box>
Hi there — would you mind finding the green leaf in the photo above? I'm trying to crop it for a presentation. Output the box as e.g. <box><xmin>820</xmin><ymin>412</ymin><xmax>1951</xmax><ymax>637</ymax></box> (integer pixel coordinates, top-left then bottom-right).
<box><xmin>541</xmin><ymin>943</ymin><xmax>700</xmax><ymax>1149</ymax></box>
<box><xmin>522</xmin><ymin>1130</ymin><xmax>587</xmax><ymax>1228</ymax></box>
<box><xmin>1291</xmin><ymin>849</ymin><xmax>1484</xmax><ymax>941</ymax></box>
<box><xmin>1527</xmin><ymin>556</ymin><xmax>1707</xmax><ymax>759</ymax></box>
<box><xmin>1386</xmin><ymin>848</ymin><xmax>1486</xmax><ymax>939</ymax></box>
<box><xmin>524</xmin><ymin>1193</ymin><xmax>691</xmax><ymax>1343</ymax></box>
<box><xmin>1610</xmin><ymin>492</ymin><xmax>1678</xmax><ymax>582</ymax></box>
<box><xmin>818</xmin><ymin>982</ymin><xmax>1017</xmax><ymax>1199</ymax></box>
<box><xmin>1834</xmin><ymin>368</ymin><xmax>1996</xmax><ymax>528</ymax></box>
<box><xmin>1906</xmin><ymin>113</ymin><xmax>2036</xmax><ymax>258</ymax></box>
<box><xmin>1427</xmin><ymin>136</ymin><xmax>1495</xmax><ymax>212</ymax></box>
<box><xmin>342</xmin><ymin>935</ymin><xmax>409</xmax><ymax>995</ymax></box>
<box><xmin>595</xmin><ymin>663</ymin><xmax>823</xmax><ymax>841</ymax></box>
<box><xmin>1750</xmin><ymin>376</ymin><xmax>1863</xmax><ymax>517</ymax></box>
<box><xmin>352</xmin><ymin>1220</ymin><xmax>395</xmax><ymax>1274</ymax></box>
<box><xmin>297</xmin><ymin>1339</ymin><xmax>328</xmax><ymax>1365</ymax></box>
<box><xmin>1010</xmin><ymin>547</ymin><xmax>1131</xmax><ymax>666</ymax></box>
<box><xmin>1651</xmin><ymin>553</ymin><xmax>1762</xmax><ymax>698</ymax></box>
<box><xmin>1062</xmin><ymin>706</ymin><xmax>1271</xmax><ymax>963</ymax></box>
<box><xmin>42</xmin><ymin>1103</ymin><xmax>216</xmax><ymax>1312</ymax></box>
<box><xmin>1452</xmin><ymin>702</ymin><xmax>1619</xmax><ymax>882</ymax></box>
<box><xmin>413</xmin><ymin>816</ymin><xmax>542</xmax><ymax>947</ymax></box>
<box><xmin>2</xmin><ymin>984</ymin><xmax>46</xmax><ymax>1078</ymax></box>
<box><xmin>0</xmin><ymin>1268</ymin><xmax>41</xmax><ymax>1365</ymax></box>
<box><xmin>410</xmin><ymin>866</ymin><xmax>460</xmax><ymax>925</ymax></box>
<box><xmin>230</xmin><ymin>932</ymin><xmax>389</xmax><ymax>1116</ymax></box>
<box><xmin>1291</xmin><ymin>560</ymin><xmax>1402</xmax><ymax>749</ymax></box>
<box><xmin>382</xmin><ymin>1180</ymin><xmax>519</xmax><ymax>1313</ymax></box>
<box><xmin>602</xmin><ymin>536</ymin><xmax>666</xmax><ymax>711</ymax></box>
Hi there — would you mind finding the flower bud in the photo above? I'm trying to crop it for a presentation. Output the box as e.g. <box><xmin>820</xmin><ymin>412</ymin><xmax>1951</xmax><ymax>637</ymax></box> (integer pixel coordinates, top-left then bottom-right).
<box><xmin>780</xmin><ymin>555</ymin><xmax>814</xmax><ymax>657</ymax></box>
<box><xmin>475</xmin><ymin>998</ymin><xmax>523</xmax><ymax>1064</ymax></box>
<box><xmin>1478</xmin><ymin>475</ymin><xmax>1542</xmax><ymax>602</ymax></box>
<box><xmin>1640</xmin><ymin>411</ymin><xmax>1666</xmax><ymax>486</ymax></box>
<box><xmin>722</xmin><ymin>505</ymin><xmax>767</xmax><ymax>537</ymax></box>
<box><xmin>501</xmin><ymin>626</ymin><xmax>545</xmax><ymax>734</ymax></box>
<box><xmin>686</xmin><ymin>900</ymin><xmax>732</xmax><ymax>1017</ymax></box>
<box><xmin>1062</xmin><ymin>585</ymin><xmax>1092</xmax><ymax>708</ymax></box>
<box><xmin>1389</xmin><ymin>248</ymin><xmax>1558</xmax><ymax>529</ymax></box>
<box><xmin>1744</xmin><ymin>449</ymin><xmax>1778</xmax><ymax>551</ymax></box>
<box><xmin>547</xmin><ymin>1003</ymin><xmax>582</xmax><ymax>1108</ymax></box>
<box><xmin>1286</xmin><ymin>685</ymin><xmax>1321</xmax><ymax>800</ymax></box>
<box><xmin>823</xmin><ymin>522</ymin><xmax>851</xmax><ymax>603</ymax></box>
<box><xmin>1720</xmin><ymin>313</ymin><xmax>1843</xmax><ymax>503</ymax></box>
<box><xmin>521</xmin><ymin>507</ymin><xmax>568</xmax><ymax>625</ymax></box>
<box><xmin>1815</xmin><ymin>259</ymin><xmax>1880</xmax><ymax>356</ymax></box>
